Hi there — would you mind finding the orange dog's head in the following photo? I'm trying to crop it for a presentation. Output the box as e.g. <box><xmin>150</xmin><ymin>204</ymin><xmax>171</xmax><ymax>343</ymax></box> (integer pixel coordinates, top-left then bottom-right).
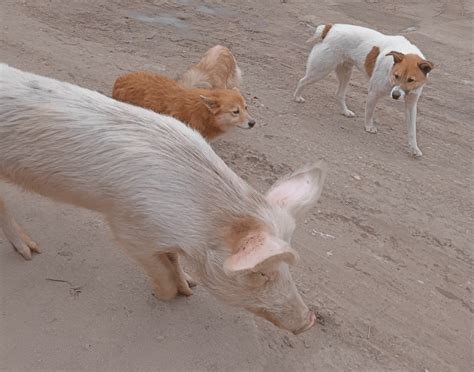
<box><xmin>199</xmin><ymin>88</ymin><xmax>255</xmax><ymax>133</ymax></box>
<box><xmin>386</xmin><ymin>51</ymin><xmax>434</xmax><ymax>100</ymax></box>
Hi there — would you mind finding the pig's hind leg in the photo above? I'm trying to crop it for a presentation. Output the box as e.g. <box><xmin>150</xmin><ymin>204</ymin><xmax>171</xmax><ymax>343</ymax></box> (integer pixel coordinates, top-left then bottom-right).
<box><xmin>0</xmin><ymin>196</ymin><xmax>40</xmax><ymax>260</ymax></box>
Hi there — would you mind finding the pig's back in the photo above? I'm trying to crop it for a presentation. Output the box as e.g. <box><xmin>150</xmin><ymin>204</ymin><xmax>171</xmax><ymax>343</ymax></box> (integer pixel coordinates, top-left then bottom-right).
<box><xmin>0</xmin><ymin>64</ymin><xmax>251</xmax><ymax>218</ymax></box>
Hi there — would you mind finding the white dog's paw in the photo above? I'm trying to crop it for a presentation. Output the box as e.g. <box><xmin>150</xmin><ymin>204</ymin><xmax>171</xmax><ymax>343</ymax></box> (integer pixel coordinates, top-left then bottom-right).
<box><xmin>294</xmin><ymin>95</ymin><xmax>305</xmax><ymax>103</ymax></box>
<box><xmin>409</xmin><ymin>146</ymin><xmax>423</xmax><ymax>157</ymax></box>
<box><xmin>342</xmin><ymin>109</ymin><xmax>355</xmax><ymax>118</ymax></box>
<box><xmin>365</xmin><ymin>125</ymin><xmax>378</xmax><ymax>134</ymax></box>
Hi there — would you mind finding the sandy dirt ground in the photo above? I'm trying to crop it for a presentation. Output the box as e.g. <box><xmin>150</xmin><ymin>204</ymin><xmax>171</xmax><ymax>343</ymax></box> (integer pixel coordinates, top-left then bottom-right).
<box><xmin>0</xmin><ymin>0</ymin><xmax>472</xmax><ymax>371</ymax></box>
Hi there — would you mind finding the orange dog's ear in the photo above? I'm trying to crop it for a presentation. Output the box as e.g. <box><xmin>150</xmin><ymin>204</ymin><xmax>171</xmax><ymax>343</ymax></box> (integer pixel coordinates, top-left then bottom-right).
<box><xmin>386</xmin><ymin>51</ymin><xmax>405</xmax><ymax>64</ymax></box>
<box><xmin>200</xmin><ymin>95</ymin><xmax>219</xmax><ymax>111</ymax></box>
<box><xmin>418</xmin><ymin>60</ymin><xmax>434</xmax><ymax>75</ymax></box>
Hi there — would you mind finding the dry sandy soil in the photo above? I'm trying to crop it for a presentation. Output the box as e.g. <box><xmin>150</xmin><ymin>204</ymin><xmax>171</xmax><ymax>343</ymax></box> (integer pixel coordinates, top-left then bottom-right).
<box><xmin>0</xmin><ymin>0</ymin><xmax>472</xmax><ymax>371</ymax></box>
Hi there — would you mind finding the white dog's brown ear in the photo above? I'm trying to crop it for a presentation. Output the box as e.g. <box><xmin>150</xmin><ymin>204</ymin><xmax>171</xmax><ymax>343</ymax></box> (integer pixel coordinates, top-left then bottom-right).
<box><xmin>386</xmin><ymin>51</ymin><xmax>405</xmax><ymax>64</ymax></box>
<box><xmin>418</xmin><ymin>60</ymin><xmax>434</xmax><ymax>75</ymax></box>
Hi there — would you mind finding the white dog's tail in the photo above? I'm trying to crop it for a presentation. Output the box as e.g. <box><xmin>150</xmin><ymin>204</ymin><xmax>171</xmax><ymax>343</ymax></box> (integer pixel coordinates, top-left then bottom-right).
<box><xmin>306</xmin><ymin>24</ymin><xmax>332</xmax><ymax>44</ymax></box>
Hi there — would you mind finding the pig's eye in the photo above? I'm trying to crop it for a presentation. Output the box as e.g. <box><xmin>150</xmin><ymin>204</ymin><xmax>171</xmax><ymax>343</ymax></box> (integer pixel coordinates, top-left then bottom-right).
<box><xmin>257</xmin><ymin>271</ymin><xmax>274</xmax><ymax>282</ymax></box>
<box><xmin>255</xmin><ymin>272</ymin><xmax>268</xmax><ymax>280</ymax></box>
<box><xmin>248</xmin><ymin>271</ymin><xmax>269</xmax><ymax>287</ymax></box>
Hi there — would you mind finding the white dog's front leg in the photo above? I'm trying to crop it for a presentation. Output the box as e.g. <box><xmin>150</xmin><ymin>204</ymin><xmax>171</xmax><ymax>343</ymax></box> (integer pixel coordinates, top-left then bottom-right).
<box><xmin>365</xmin><ymin>91</ymin><xmax>381</xmax><ymax>133</ymax></box>
<box><xmin>335</xmin><ymin>63</ymin><xmax>355</xmax><ymax>117</ymax></box>
<box><xmin>405</xmin><ymin>94</ymin><xmax>422</xmax><ymax>157</ymax></box>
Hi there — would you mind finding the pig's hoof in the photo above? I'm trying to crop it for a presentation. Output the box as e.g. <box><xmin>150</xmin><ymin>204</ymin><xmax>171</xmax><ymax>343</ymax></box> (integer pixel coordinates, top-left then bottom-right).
<box><xmin>153</xmin><ymin>285</ymin><xmax>178</xmax><ymax>301</ymax></box>
<box><xmin>4</xmin><ymin>219</ymin><xmax>40</xmax><ymax>260</ymax></box>
<box><xmin>185</xmin><ymin>273</ymin><xmax>197</xmax><ymax>288</ymax></box>
<box><xmin>177</xmin><ymin>275</ymin><xmax>194</xmax><ymax>296</ymax></box>
<box><xmin>178</xmin><ymin>285</ymin><xmax>193</xmax><ymax>297</ymax></box>
<box><xmin>177</xmin><ymin>274</ymin><xmax>193</xmax><ymax>296</ymax></box>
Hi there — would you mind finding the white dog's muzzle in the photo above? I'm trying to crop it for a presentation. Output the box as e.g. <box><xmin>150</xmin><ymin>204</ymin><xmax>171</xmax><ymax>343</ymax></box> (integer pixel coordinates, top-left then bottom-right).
<box><xmin>390</xmin><ymin>85</ymin><xmax>406</xmax><ymax>100</ymax></box>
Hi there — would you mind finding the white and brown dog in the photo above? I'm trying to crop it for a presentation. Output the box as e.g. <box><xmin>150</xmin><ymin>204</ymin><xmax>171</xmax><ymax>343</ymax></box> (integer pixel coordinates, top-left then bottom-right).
<box><xmin>294</xmin><ymin>24</ymin><xmax>434</xmax><ymax>157</ymax></box>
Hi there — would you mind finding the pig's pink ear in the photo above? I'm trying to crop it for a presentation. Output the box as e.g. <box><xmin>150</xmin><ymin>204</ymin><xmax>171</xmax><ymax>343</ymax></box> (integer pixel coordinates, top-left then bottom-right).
<box><xmin>266</xmin><ymin>160</ymin><xmax>327</xmax><ymax>218</ymax></box>
<box><xmin>224</xmin><ymin>234</ymin><xmax>298</xmax><ymax>273</ymax></box>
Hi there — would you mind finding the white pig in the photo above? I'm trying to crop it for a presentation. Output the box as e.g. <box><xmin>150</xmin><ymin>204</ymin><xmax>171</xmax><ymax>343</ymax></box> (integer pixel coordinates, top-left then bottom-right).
<box><xmin>0</xmin><ymin>64</ymin><xmax>326</xmax><ymax>334</ymax></box>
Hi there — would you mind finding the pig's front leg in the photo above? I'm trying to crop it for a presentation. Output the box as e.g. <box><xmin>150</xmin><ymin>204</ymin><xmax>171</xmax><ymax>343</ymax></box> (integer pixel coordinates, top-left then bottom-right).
<box><xmin>133</xmin><ymin>252</ymin><xmax>180</xmax><ymax>300</ymax></box>
<box><xmin>167</xmin><ymin>252</ymin><xmax>195</xmax><ymax>296</ymax></box>
<box><xmin>133</xmin><ymin>251</ymin><xmax>194</xmax><ymax>299</ymax></box>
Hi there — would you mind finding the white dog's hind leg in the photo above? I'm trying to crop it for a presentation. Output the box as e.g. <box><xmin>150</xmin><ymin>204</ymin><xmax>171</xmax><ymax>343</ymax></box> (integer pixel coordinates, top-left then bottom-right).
<box><xmin>293</xmin><ymin>75</ymin><xmax>316</xmax><ymax>103</ymax></box>
<box><xmin>294</xmin><ymin>46</ymin><xmax>335</xmax><ymax>103</ymax></box>
<box><xmin>0</xmin><ymin>197</ymin><xmax>39</xmax><ymax>259</ymax></box>
<box><xmin>405</xmin><ymin>93</ymin><xmax>422</xmax><ymax>157</ymax></box>
<box><xmin>335</xmin><ymin>63</ymin><xmax>355</xmax><ymax>117</ymax></box>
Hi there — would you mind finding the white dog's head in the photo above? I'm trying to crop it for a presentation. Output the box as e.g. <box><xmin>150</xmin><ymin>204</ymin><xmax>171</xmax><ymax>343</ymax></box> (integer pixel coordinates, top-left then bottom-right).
<box><xmin>386</xmin><ymin>51</ymin><xmax>434</xmax><ymax>100</ymax></box>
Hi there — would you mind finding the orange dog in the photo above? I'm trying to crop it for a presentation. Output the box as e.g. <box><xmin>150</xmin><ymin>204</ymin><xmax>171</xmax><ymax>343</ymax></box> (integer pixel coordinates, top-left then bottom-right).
<box><xmin>112</xmin><ymin>72</ymin><xmax>254</xmax><ymax>140</ymax></box>
<box><xmin>178</xmin><ymin>45</ymin><xmax>242</xmax><ymax>89</ymax></box>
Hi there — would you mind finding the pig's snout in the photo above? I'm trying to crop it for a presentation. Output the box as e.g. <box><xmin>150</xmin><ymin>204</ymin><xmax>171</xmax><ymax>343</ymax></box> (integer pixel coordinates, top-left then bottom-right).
<box><xmin>292</xmin><ymin>311</ymin><xmax>316</xmax><ymax>335</ymax></box>
<box><xmin>250</xmin><ymin>298</ymin><xmax>316</xmax><ymax>335</ymax></box>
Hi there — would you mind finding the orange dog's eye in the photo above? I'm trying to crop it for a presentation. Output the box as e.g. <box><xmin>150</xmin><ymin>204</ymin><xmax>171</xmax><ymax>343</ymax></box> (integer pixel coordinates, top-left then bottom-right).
<box><xmin>232</xmin><ymin>109</ymin><xmax>240</xmax><ymax>115</ymax></box>
<box><xmin>407</xmin><ymin>78</ymin><xmax>415</xmax><ymax>83</ymax></box>
<box><xmin>394</xmin><ymin>74</ymin><xmax>400</xmax><ymax>79</ymax></box>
